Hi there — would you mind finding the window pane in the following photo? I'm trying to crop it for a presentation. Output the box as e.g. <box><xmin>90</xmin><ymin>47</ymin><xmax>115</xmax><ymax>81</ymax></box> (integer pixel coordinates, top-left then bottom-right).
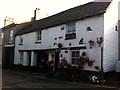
<box><xmin>37</xmin><ymin>31</ymin><xmax>42</xmax><ymax>41</ymax></box>
<box><xmin>71</xmin><ymin>51</ymin><xmax>80</xmax><ymax>64</ymax></box>
<box><xmin>68</xmin><ymin>25</ymin><xmax>75</xmax><ymax>32</ymax></box>
<box><xmin>19</xmin><ymin>36</ymin><xmax>23</xmax><ymax>44</ymax></box>
<box><xmin>10</xmin><ymin>30</ymin><xmax>13</xmax><ymax>37</ymax></box>
<box><xmin>72</xmin><ymin>58</ymin><xmax>75</xmax><ymax>64</ymax></box>
<box><xmin>20</xmin><ymin>38</ymin><xmax>23</xmax><ymax>43</ymax></box>
<box><xmin>1</xmin><ymin>33</ymin><xmax>4</xmax><ymax>39</ymax></box>
<box><xmin>76</xmin><ymin>51</ymin><xmax>79</xmax><ymax>57</ymax></box>
<box><xmin>20</xmin><ymin>52</ymin><xmax>23</xmax><ymax>64</ymax></box>
<box><xmin>72</xmin><ymin>52</ymin><xmax>75</xmax><ymax>57</ymax></box>
<box><xmin>67</xmin><ymin>22</ymin><xmax>76</xmax><ymax>33</ymax></box>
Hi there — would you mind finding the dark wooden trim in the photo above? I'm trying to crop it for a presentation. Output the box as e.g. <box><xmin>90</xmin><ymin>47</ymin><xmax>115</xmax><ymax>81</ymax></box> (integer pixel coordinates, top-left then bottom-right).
<box><xmin>35</xmin><ymin>41</ymin><xmax>41</xmax><ymax>44</ymax></box>
<box><xmin>19</xmin><ymin>43</ymin><xmax>23</xmax><ymax>45</ymax></box>
<box><xmin>18</xmin><ymin>46</ymin><xmax>86</xmax><ymax>52</ymax></box>
<box><xmin>65</xmin><ymin>33</ymin><xmax>76</xmax><ymax>40</ymax></box>
<box><xmin>70</xmin><ymin>46</ymin><xmax>86</xmax><ymax>50</ymax></box>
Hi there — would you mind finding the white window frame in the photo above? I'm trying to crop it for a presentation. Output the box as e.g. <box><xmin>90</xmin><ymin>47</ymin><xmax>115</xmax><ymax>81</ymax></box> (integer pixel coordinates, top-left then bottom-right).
<box><xmin>19</xmin><ymin>36</ymin><xmax>23</xmax><ymax>45</ymax></box>
<box><xmin>9</xmin><ymin>30</ymin><xmax>14</xmax><ymax>43</ymax></box>
<box><xmin>1</xmin><ymin>32</ymin><xmax>4</xmax><ymax>39</ymax></box>
<box><xmin>36</xmin><ymin>30</ymin><xmax>42</xmax><ymax>42</ymax></box>
<box><xmin>66</xmin><ymin>22</ymin><xmax>76</xmax><ymax>34</ymax></box>
<box><xmin>19</xmin><ymin>51</ymin><xmax>24</xmax><ymax>64</ymax></box>
<box><xmin>71</xmin><ymin>50</ymin><xmax>80</xmax><ymax>64</ymax></box>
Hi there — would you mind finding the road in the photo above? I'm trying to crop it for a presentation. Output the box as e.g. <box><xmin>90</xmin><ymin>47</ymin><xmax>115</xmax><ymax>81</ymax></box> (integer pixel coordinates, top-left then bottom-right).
<box><xmin>1</xmin><ymin>68</ymin><xmax>119</xmax><ymax>89</ymax></box>
<box><xmin>0</xmin><ymin>65</ymin><xmax>1</xmax><ymax>90</ymax></box>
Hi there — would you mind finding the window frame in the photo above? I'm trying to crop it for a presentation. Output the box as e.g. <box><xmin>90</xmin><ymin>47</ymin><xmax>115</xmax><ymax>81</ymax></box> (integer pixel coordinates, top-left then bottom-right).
<box><xmin>19</xmin><ymin>36</ymin><xmax>23</xmax><ymax>45</ymax></box>
<box><xmin>19</xmin><ymin>51</ymin><xmax>24</xmax><ymax>64</ymax></box>
<box><xmin>1</xmin><ymin>32</ymin><xmax>4</xmax><ymax>39</ymax></box>
<box><xmin>71</xmin><ymin>50</ymin><xmax>80</xmax><ymax>64</ymax></box>
<box><xmin>36</xmin><ymin>30</ymin><xmax>42</xmax><ymax>43</ymax></box>
<box><xmin>66</xmin><ymin>22</ymin><xmax>76</xmax><ymax>34</ymax></box>
<box><xmin>9</xmin><ymin>30</ymin><xmax>14</xmax><ymax>43</ymax></box>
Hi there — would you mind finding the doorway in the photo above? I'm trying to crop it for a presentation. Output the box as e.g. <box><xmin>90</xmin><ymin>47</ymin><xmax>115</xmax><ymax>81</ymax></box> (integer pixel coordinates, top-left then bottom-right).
<box><xmin>36</xmin><ymin>50</ymin><xmax>48</xmax><ymax>72</ymax></box>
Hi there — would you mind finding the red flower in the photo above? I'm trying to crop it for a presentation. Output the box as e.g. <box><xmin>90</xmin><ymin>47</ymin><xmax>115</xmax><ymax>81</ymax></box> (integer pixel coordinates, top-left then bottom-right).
<box><xmin>88</xmin><ymin>60</ymin><xmax>95</xmax><ymax>67</ymax></box>
<box><xmin>45</xmin><ymin>60</ymin><xmax>51</xmax><ymax>67</ymax></box>
<box><xmin>57</xmin><ymin>57</ymin><xmax>68</xmax><ymax>69</ymax></box>
<box><xmin>84</xmin><ymin>57</ymin><xmax>89</xmax><ymax>63</ymax></box>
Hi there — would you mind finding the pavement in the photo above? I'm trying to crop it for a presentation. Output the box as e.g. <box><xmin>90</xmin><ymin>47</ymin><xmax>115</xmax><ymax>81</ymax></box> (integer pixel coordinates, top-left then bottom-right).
<box><xmin>1</xmin><ymin>68</ymin><xmax>120</xmax><ymax>89</ymax></box>
<box><xmin>2</xmin><ymin>69</ymin><xmax>98</xmax><ymax>89</ymax></box>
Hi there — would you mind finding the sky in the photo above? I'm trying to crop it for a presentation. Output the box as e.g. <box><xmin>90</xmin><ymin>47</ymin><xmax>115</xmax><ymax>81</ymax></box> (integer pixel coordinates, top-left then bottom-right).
<box><xmin>0</xmin><ymin>0</ymin><xmax>111</xmax><ymax>28</ymax></box>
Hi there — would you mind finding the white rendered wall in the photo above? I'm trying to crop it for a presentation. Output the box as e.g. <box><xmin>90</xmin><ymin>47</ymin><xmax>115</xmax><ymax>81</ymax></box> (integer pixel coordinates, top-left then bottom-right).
<box><xmin>76</xmin><ymin>16</ymin><xmax>104</xmax><ymax>71</ymax></box>
<box><xmin>118</xmin><ymin>0</ymin><xmax>120</xmax><ymax>20</ymax></box>
<box><xmin>103</xmin><ymin>0</ymin><xmax>119</xmax><ymax>72</ymax></box>
<box><xmin>23</xmin><ymin>51</ymin><xmax>29</xmax><ymax>66</ymax></box>
<box><xmin>31</xmin><ymin>51</ymin><xmax>37</xmax><ymax>66</ymax></box>
<box><xmin>14</xmin><ymin>16</ymin><xmax>104</xmax><ymax>71</ymax></box>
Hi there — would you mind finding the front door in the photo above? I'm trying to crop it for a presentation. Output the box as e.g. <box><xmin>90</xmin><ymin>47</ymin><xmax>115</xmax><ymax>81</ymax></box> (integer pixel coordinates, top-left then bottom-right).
<box><xmin>36</xmin><ymin>50</ymin><xmax>48</xmax><ymax>72</ymax></box>
<box><xmin>54</xmin><ymin>50</ymin><xmax>60</xmax><ymax>72</ymax></box>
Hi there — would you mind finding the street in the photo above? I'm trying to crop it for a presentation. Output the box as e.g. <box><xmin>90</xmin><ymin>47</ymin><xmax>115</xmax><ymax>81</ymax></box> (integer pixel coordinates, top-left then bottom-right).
<box><xmin>0</xmin><ymin>65</ymin><xmax>2</xmax><ymax>90</ymax></box>
<box><xmin>1</xmin><ymin>68</ymin><xmax>120</xmax><ymax>89</ymax></box>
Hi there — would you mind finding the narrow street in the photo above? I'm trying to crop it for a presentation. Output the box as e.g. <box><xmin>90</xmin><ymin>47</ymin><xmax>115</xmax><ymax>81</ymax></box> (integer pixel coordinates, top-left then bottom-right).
<box><xmin>2</xmin><ymin>69</ymin><xmax>95</xmax><ymax>88</ymax></box>
<box><xmin>1</xmin><ymin>67</ymin><xmax>119</xmax><ymax>89</ymax></box>
<box><xmin>0</xmin><ymin>65</ymin><xmax>2</xmax><ymax>90</ymax></box>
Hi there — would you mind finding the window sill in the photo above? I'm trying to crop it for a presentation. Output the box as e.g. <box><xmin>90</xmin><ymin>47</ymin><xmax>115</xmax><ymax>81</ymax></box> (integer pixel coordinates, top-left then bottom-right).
<box><xmin>8</xmin><ymin>43</ymin><xmax>14</xmax><ymax>45</ymax></box>
<box><xmin>65</xmin><ymin>33</ymin><xmax>76</xmax><ymax>40</ymax></box>
<box><xmin>35</xmin><ymin>41</ymin><xmax>41</xmax><ymax>44</ymax></box>
<box><xmin>19</xmin><ymin>44</ymin><xmax>23</xmax><ymax>45</ymax></box>
<box><xmin>8</xmin><ymin>42</ymin><xmax>14</xmax><ymax>44</ymax></box>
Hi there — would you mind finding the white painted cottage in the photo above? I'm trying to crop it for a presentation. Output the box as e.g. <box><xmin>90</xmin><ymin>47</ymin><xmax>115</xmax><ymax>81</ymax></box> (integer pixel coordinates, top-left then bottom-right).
<box><xmin>14</xmin><ymin>0</ymin><xmax>120</xmax><ymax>72</ymax></box>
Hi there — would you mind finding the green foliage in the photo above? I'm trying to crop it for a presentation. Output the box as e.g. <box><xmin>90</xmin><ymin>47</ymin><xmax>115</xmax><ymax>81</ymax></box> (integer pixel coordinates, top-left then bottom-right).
<box><xmin>78</xmin><ymin>71</ymin><xmax>89</xmax><ymax>80</ymax></box>
<box><xmin>46</xmin><ymin>72</ymin><xmax>54</xmax><ymax>78</ymax></box>
<box><xmin>53</xmin><ymin>69</ymin><xmax>70</xmax><ymax>81</ymax></box>
<box><xmin>45</xmin><ymin>64</ymin><xmax>102</xmax><ymax>83</ymax></box>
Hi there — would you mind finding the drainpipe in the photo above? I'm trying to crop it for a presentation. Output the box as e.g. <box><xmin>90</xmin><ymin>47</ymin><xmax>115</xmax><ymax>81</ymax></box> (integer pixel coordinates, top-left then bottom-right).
<box><xmin>100</xmin><ymin>46</ymin><xmax>104</xmax><ymax>80</ymax></box>
<box><xmin>54</xmin><ymin>43</ymin><xmax>63</xmax><ymax>72</ymax></box>
<box><xmin>54</xmin><ymin>48</ymin><xmax>61</xmax><ymax>72</ymax></box>
<box><xmin>101</xmin><ymin>47</ymin><xmax>103</xmax><ymax>72</ymax></box>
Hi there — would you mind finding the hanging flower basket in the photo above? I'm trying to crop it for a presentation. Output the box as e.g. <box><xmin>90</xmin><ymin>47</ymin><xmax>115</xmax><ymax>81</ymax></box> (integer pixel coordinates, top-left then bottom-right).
<box><xmin>58</xmin><ymin>57</ymin><xmax>68</xmax><ymax>70</ymax></box>
<box><xmin>88</xmin><ymin>60</ymin><xmax>95</xmax><ymax>67</ymax></box>
<box><xmin>84</xmin><ymin>57</ymin><xmax>89</xmax><ymax>63</ymax></box>
<box><xmin>58</xmin><ymin>43</ymin><xmax>63</xmax><ymax>49</ymax></box>
<box><xmin>88</xmin><ymin>40</ymin><xmax>94</xmax><ymax>49</ymax></box>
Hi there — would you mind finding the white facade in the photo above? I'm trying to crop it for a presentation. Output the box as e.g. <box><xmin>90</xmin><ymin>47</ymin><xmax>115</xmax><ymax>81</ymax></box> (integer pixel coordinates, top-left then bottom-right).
<box><xmin>14</xmin><ymin>0</ymin><xmax>119</xmax><ymax>72</ymax></box>
<box><xmin>14</xmin><ymin>16</ymin><xmax>104</xmax><ymax>71</ymax></box>
<box><xmin>0</xmin><ymin>29</ymin><xmax>2</xmax><ymax>64</ymax></box>
<box><xmin>103</xmin><ymin>0</ymin><xmax>119</xmax><ymax>72</ymax></box>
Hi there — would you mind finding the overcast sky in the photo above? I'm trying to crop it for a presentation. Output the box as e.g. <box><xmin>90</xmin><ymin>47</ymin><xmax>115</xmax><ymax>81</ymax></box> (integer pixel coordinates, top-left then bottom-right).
<box><xmin>0</xmin><ymin>0</ymin><xmax>96</xmax><ymax>28</ymax></box>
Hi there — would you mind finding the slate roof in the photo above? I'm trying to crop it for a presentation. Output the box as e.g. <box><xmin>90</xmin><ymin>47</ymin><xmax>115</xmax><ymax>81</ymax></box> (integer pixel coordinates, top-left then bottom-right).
<box><xmin>13</xmin><ymin>22</ymin><xmax>32</xmax><ymax>35</ymax></box>
<box><xmin>1</xmin><ymin>23</ymin><xmax>17</xmax><ymax>31</ymax></box>
<box><xmin>15</xmin><ymin>1</ymin><xmax>111</xmax><ymax>35</ymax></box>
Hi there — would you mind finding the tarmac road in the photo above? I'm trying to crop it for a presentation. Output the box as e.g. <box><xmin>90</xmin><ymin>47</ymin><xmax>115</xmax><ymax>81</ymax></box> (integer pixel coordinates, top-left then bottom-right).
<box><xmin>0</xmin><ymin>64</ymin><xmax>2</xmax><ymax>90</ymax></box>
<box><xmin>1</xmin><ymin>68</ymin><xmax>120</xmax><ymax>89</ymax></box>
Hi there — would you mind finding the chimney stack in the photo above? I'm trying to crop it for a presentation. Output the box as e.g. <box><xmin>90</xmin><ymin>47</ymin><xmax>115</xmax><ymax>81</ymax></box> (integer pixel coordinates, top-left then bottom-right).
<box><xmin>4</xmin><ymin>17</ymin><xmax>15</xmax><ymax>26</ymax></box>
<box><xmin>31</xmin><ymin>8</ymin><xmax>47</xmax><ymax>21</ymax></box>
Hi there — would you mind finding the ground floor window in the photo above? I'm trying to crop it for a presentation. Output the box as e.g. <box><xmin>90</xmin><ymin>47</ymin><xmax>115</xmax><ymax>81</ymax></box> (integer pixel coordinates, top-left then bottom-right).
<box><xmin>71</xmin><ymin>50</ymin><xmax>80</xmax><ymax>64</ymax></box>
<box><xmin>19</xmin><ymin>51</ymin><xmax>24</xmax><ymax>64</ymax></box>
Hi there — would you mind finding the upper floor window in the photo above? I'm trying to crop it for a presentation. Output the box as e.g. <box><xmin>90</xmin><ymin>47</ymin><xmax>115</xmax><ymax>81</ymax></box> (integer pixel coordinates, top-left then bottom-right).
<box><xmin>67</xmin><ymin>22</ymin><xmax>76</xmax><ymax>33</ymax></box>
<box><xmin>65</xmin><ymin>22</ymin><xmax>76</xmax><ymax>40</ymax></box>
<box><xmin>36</xmin><ymin>30</ymin><xmax>42</xmax><ymax>43</ymax></box>
<box><xmin>9</xmin><ymin>30</ymin><xmax>14</xmax><ymax>43</ymax></box>
<box><xmin>1</xmin><ymin>33</ymin><xmax>4</xmax><ymax>39</ymax></box>
<box><xmin>19</xmin><ymin>36</ymin><xmax>23</xmax><ymax>45</ymax></box>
